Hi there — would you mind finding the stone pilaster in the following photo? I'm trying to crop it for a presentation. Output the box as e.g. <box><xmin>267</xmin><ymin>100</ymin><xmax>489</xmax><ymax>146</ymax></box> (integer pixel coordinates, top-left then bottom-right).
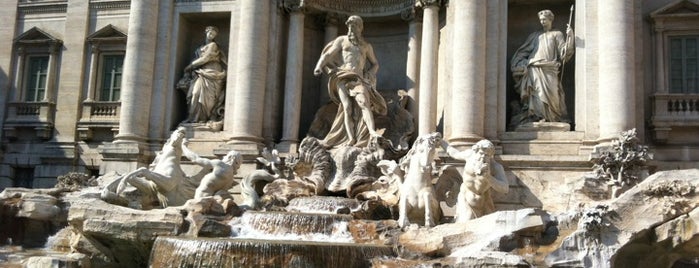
<box><xmin>597</xmin><ymin>1</ymin><xmax>636</xmax><ymax>142</ymax></box>
<box><xmin>0</xmin><ymin>3</ymin><xmax>17</xmax><ymax>157</ymax></box>
<box><xmin>417</xmin><ymin>0</ymin><xmax>441</xmax><ymax>135</ymax></box>
<box><xmin>227</xmin><ymin>0</ymin><xmax>270</xmax><ymax>154</ymax></box>
<box><xmin>402</xmin><ymin>7</ymin><xmax>422</xmax><ymax>125</ymax></box>
<box><xmin>85</xmin><ymin>44</ymin><xmax>99</xmax><ymax>101</ymax></box>
<box><xmin>448</xmin><ymin>0</ymin><xmax>487</xmax><ymax>148</ymax></box>
<box><xmin>278</xmin><ymin>1</ymin><xmax>306</xmax><ymax>153</ymax></box>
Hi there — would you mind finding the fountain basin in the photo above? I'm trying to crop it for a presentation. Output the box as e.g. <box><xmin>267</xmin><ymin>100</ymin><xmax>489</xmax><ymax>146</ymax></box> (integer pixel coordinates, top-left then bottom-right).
<box><xmin>149</xmin><ymin>236</ymin><xmax>396</xmax><ymax>268</ymax></box>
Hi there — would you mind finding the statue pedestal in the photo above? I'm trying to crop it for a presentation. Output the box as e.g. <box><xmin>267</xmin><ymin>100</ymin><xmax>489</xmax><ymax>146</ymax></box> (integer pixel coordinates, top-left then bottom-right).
<box><xmin>514</xmin><ymin>122</ymin><xmax>570</xmax><ymax>132</ymax></box>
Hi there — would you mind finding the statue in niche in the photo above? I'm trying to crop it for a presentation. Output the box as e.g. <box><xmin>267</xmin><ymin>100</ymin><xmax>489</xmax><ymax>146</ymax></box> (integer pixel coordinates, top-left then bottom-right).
<box><xmin>510</xmin><ymin>9</ymin><xmax>574</xmax><ymax>129</ymax></box>
<box><xmin>178</xmin><ymin>26</ymin><xmax>227</xmax><ymax>125</ymax></box>
<box><xmin>314</xmin><ymin>15</ymin><xmax>387</xmax><ymax>148</ymax></box>
<box><xmin>441</xmin><ymin>139</ymin><xmax>509</xmax><ymax>222</ymax></box>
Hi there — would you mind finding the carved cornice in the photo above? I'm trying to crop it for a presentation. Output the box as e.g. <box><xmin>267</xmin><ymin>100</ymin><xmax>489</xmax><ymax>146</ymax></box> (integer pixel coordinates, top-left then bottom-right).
<box><xmin>302</xmin><ymin>0</ymin><xmax>416</xmax><ymax>17</ymax></box>
<box><xmin>90</xmin><ymin>1</ymin><xmax>130</xmax><ymax>11</ymax></box>
<box><xmin>18</xmin><ymin>0</ymin><xmax>67</xmax><ymax>15</ymax></box>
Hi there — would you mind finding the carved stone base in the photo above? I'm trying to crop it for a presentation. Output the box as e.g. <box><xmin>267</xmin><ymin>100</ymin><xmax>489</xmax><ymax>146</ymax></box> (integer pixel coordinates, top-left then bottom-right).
<box><xmin>514</xmin><ymin>122</ymin><xmax>570</xmax><ymax>132</ymax></box>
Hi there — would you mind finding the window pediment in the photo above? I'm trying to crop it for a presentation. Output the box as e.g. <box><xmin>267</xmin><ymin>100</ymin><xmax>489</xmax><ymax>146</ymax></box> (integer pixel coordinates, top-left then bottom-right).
<box><xmin>651</xmin><ymin>0</ymin><xmax>699</xmax><ymax>19</ymax></box>
<box><xmin>87</xmin><ymin>24</ymin><xmax>127</xmax><ymax>44</ymax></box>
<box><xmin>14</xmin><ymin>27</ymin><xmax>62</xmax><ymax>47</ymax></box>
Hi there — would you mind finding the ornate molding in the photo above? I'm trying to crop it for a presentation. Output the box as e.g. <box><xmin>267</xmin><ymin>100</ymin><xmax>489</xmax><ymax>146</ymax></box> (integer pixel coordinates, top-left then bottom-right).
<box><xmin>401</xmin><ymin>6</ymin><xmax>422</xmax><ymax>22</ymax></box>
<box><xmin>302</xmin><ymin>0</ymin><xmax>415</xmax><ymax>17</ymax></box>
<box><xmin>18</xmin><ymin>1</ymin><xmax>67</xmax><ymax>15</ymax></box>
<box><xmin>282</xmin><ymin>0</ymin><xmax>305</xmax><ymax>13</ymax></box>
<box><xmin>90</xmin><ymin>1</ymin><xmax>130</xmax><ymax>11</ymax></box>
<box><xmin>415</xmin><ymin>0</ymin><xmax>442</xmax><ymax>8</ymax></box>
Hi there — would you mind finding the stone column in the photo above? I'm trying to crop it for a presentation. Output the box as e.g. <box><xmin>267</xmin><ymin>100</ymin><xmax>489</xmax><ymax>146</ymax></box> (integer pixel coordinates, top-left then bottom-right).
<box><xmin>114</xmin><ymin>0</ymin><xmax>160</xmax><ymax>143</ymax></box>
<box><xmin>448</xmin><ymin>0</ymin><xmax>487</xmax><ymax>148</ymax></box>
<box><xmin>403</xmin><ymin>7</ymin><xmax>422</xmax><ymax>123</ymax></box>
<box><xmin>598</xmin><ymin>1</ymin><xmax>635</xmax><ymax>141</ymax></box>
<box><xmin>320</xmin><ymin>13</ymin><xmax>340</xmax><ymax>104</ymax></box>
<box><xmin>100</xmin><ymin>0</ymin><xmax>160</xmax><ymax>174</ymax></box>
<box><xmin>85</xmin><ymin>44</ymin><xmax>99</xmax><ymax>101</ymax></box>
<box><xmin>417</xmin><ymin>0</ymin><xmax>440</xmax><ymax>135</ymax></box>
<box><xmin>279</xmin><ymin>4</ymin><xmax>305</xmax><ymax>153</ymax></box>
<box><xmin>228</xmin><ymin>0</ymin><xmax>270</xmax><ymax>153</ymax></box>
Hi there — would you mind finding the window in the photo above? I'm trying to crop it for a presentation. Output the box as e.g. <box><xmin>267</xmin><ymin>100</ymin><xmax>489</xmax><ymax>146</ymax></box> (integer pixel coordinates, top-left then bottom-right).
<box><xmin>99</xmin><ymin>54</ymin><xmax>124</xmax><ymax>101</ymax></box>
<box><xmin>669</xmin><ymin>35</ymin><xmax>699</xmax><ymax>93</ymax></box>
<box><xmin>25</xmin><ymin>55</ymin><xmax>49</xmax><ymax>101</ymax></box>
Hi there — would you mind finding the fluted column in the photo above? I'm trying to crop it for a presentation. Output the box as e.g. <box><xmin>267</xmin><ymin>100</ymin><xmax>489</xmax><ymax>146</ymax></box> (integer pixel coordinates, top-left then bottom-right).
<box><xmin>114</xmin><ymin>0</ymin><xmax>159</xmax><ymax>143</ymax></box>
<box><xmin>229</xmin><ymin>0</ymin><xmax>270</xmax><ymax>150</ymax></box>
<box><xmin>417</xmin><ymin>0</ymin><xmax>440</xmax><ymax>135</ymax></box>
<box><xmin>279</xmin><ymin>4</ymin><xmax>305</xmax><ymax>153</ymax></box>
<box><xmin>598</xmin><ymin>1</ymin><xmax>635</xmax><ymax>141</ymax></box>
<box><xmin>448</xmin><ymin>0</ymin><xmax>487</xmax><ymax>147</ymax></box>
<box><xmin>403</xmin><ymin>7</ymin><xmax>422</xmax><ymax>123</ymax></box>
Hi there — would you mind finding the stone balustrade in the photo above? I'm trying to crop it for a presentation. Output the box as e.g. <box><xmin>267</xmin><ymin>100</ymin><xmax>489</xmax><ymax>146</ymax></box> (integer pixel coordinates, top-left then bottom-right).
<box><xmin>77</xmin><ymin>101</ymin><xmax>121</xmax><ymax>141</ymax></box>
<box><xmin>651</xmin><ymin>93</ymin><xmax>699</xmax><ymax>142</ymax></box>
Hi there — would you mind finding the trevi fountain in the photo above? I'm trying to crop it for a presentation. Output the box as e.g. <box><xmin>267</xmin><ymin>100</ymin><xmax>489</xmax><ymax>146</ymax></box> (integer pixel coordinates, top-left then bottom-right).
<box><xmin>2</xmin><ymin>1</ymin><xmax>699</xmax><ymax>267</ymax></box>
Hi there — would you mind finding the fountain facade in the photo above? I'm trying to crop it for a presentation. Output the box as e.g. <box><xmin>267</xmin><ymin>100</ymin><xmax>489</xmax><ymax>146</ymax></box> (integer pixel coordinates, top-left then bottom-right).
<box><xmin>1</xmin><ymin>1</ymin><xmax>699</xmax><ymax>268</ymax></box>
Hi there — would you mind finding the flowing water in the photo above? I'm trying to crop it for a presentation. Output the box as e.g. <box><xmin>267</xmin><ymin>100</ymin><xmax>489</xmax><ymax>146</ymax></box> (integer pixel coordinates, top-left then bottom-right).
<box><xmin>150</xmin><ymin>196</ymin><xmax>396</xmax><ymax>267</ymax></box>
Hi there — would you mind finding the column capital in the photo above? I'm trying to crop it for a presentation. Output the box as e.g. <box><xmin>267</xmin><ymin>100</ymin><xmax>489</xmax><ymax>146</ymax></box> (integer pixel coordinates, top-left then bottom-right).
<box><xmin>416</xmin><ymin>0</ymin><xmax>443</xmax><ymax>9</ymax></box>
<box><xmin>401</xmin><ymin>6</ymin><xmax>423</xmax><ymax>22</ymax></box>
<box><xmin>282</xmin><ymin>0</ymin><xmax>305</xmax><ymax>13</ymax></box>
<box><xmin>16</xmin><ymin>46</ymin><xmax>25</xmax><ymax>56</ymax></box>
<box><xmin>323</xmin><ymin>12</ymin><xmax>342</xmax><ymax>26</ymax></box>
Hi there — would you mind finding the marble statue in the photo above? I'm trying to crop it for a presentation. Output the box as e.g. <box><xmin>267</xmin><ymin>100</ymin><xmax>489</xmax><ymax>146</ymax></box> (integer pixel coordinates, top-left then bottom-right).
<box><xmin>241</xmin><ymin>148</ymin><xmax>283</xmax><ymax>209</ymax></box>
<box><xmin>510</xmin><ymin>9</ymin><xmax>574</xmax><ymax>128</ymax></box>
<box><xmin>102</xmin><ymin>127</ymin><xmax>194</xmax><ymax>208</ymax></box>
<box><xmin>181</xmin><ymin>141</ymin><xmax>242</xmax><ymax>199</ymax></box>
<box><xmin>101</xmin><ymin>127</ymin><xmax>241</xmax><ymax>208</ymax></box>
<box><xmin>313</xmin><ymin>15</ymin><xmax>387</xmax><ymax>148</ymax></box>
<box><xmin>441</xmin><ymin>139</ymin><xmax>509</xmax><ymax>222</ymax></box>
<box><xmin>397</xmin><ymin>132</ymin><xmax>442</xmax><ymax>228</ymax></box>
<box><xmin>180</xmin><ymin>26</ymin><xmax>227</xmax><ymax>124</ymax></box>
<box><xmin>260</xmin><ymin>137</ymin><xmax>332</xmax><ymax>207</ymax></box>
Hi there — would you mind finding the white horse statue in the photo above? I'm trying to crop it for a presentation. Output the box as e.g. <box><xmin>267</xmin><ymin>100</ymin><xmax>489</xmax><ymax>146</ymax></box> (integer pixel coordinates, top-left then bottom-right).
<box><xmin>397</xmin><ymin>132</ymin><xmax>442</xmax><ymax>228</ymax></box>
<box><xmin>101</xmin><ymin>127</ymin><xmax>204</xmax><ymax>208</ymax></box>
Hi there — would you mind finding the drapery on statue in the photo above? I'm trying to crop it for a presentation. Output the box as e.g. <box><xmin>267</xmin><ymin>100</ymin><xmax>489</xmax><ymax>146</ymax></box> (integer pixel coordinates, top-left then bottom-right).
<box><xmin>441</xmin><ymin>139</ymin><xmax>509</xmax><ymax>222</ymax></box>
<box><xmin>314</xmin><ymin>15</ymin><xmax>387</xmax><ymax>148</ymax></box>
<box><xmin>180</xmin><ymin>26</ymin><xmax>227</xmax><ymax>123</ymax></box>
<box><xmin>510</xmin><ymin>9</ymin><xmax>574</xmax><ymax>128</ymax></box>
<box><xmin>397</xmin><ymin>132</ymin><xmax>442</xmax><ymax>228</ymax></box>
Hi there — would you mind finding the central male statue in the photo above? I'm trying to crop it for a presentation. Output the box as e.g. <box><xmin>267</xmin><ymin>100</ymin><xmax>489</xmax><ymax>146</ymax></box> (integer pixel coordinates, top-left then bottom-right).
<box><xmin>314</xmin><ymin>15</ymin><xmax>387</xmax><ymax>148</ymax></box>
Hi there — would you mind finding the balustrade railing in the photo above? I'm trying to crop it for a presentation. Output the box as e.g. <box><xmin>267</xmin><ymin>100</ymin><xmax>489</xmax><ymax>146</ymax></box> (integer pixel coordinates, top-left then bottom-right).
<box><xmin>652</xmin><ymin>94</ymin><xmax>699</xmax><ymax>120</ymax></box>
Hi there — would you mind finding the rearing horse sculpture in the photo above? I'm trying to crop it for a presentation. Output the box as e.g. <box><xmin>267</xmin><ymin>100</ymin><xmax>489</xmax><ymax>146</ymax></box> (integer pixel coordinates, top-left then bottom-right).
<box><xmin>397</xmin><ymin>132</ymin><xmax>442</xmax><ymax>228</ymax></box>
<box><xmin>101</xmin><ymin>127</ymin><xmax>203</xmax><ymax>208</ymax></box>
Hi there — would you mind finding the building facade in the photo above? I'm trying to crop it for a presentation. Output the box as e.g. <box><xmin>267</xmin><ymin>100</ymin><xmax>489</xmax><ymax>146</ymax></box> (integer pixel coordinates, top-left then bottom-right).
<box><xmin>0</xmin><ymin>0</ymin><xmax>698</xmax><ymax>195</ymax></box>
